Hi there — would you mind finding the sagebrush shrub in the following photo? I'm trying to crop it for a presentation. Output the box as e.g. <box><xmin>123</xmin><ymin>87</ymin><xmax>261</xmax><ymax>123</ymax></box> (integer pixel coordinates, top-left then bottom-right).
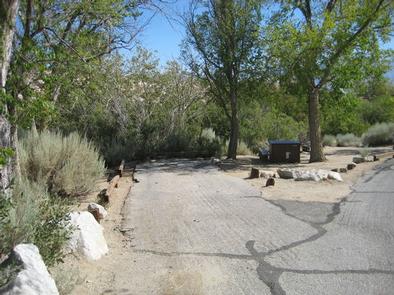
<box><xmin>237</xmin><ymin>141</ymin><xmax>253</xmax><ymax>155</ymax></box>
<box><xmin>0</xmin><ymin>179</ymin><xmax>71</xmax><ymax>272</ymax></box>
<box><xmin>322</xmin><ymin>135</ymin><xmax>337</xmax><ymax>147</ymax></box>
<box><xmin>361</xmin><ymin>122</ymin><xmax>394</xmax><ymax>146</ymax></box>
<box><xmin>336</xmin><ymin>133</ymin><xmax>362</xmax><ymax>147</ymax></box>
<box><xmin>18</xmin><ymin>131</ymin><xmax>105</xmax><ymax>197</ymax></box>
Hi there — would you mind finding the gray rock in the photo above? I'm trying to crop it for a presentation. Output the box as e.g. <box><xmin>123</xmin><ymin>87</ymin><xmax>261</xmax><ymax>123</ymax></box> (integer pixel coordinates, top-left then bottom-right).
<box><xmin>352</xmin><ymin>156</ymin><xmax>364</xmax><ymax>164</ymax></box>
<box><xmin>210</xmin><ymin>157</ymin><xmax>221</xmax><ymax>165</ymax></box>
<box><xmin>277</xmin><ymin>168</ymin><xmax>294</xmax><ymax>179</ymax></box>
<box><xmin>347</xmin><ymin>163</ymin><xmax>357</xmax><ymax>170</ymax></box>
<box><xmin>0</xmin><ymin>244</ymin><xmax>59</xmax><ymax>295</ymax></box>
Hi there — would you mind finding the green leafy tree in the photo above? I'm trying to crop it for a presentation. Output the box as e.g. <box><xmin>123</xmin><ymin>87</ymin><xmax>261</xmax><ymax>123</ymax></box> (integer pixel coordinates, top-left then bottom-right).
<box><xmin>183</xmin><ymin>0</ymin><xmax>262</xmax><ymax>159</ymax></box>
<box><xmin>269</xmin><ymin>0</ymin><xmax>393</xmax><ymax>162</ymax></box>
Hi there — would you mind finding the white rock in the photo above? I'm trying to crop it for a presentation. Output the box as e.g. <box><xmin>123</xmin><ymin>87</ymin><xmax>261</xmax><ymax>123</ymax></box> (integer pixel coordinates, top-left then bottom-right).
<box><xmin>316</xmin><ymin>169</ymin><xmax>329</xmax><ymax>180</ymax></box>
<box><xmin>0</xmin><ymin>244</ymin><xmax>59</xmax><ymax>295</ymax></box>
<box><xmin>293</xmin><ymin>170</ymin><xmax>317</xmax><ymax>181</ymax></box>
<box><xmin>293</xmin><ymin>169</ymin><xmax>329</xmax><ymax>182</ymax></box>
<box><xmin>364</xmin><ymin>155</ymin><xmax>374</xmax><ymax>162</ymax></box>
<box><xmin>67</xmin><ymin>211</ymin><xmax>108</xmax><ymax>260</ymax></box>
<box><xmin>210</xmin><ymin>157</ymin><xmax>221</xmax><ymax>165</ymax></box>
<box><xmin>87</xmin><ymin>203</ymin><xmax>108</xmax><ymax>220</ymax></box>
<box><xmin>277</xmin><ymin>168</ymin><xmax>294</xmax><ymax>179</ymax></box>
<box><xmin>328</xmin><ymin>171</ymin><xmax>343</xmax><ymax>182</ymax></box>
<box><xmin>278</xmin><ymin>168</ymin><xmax>343</xmax><ymax>182</ymax></box>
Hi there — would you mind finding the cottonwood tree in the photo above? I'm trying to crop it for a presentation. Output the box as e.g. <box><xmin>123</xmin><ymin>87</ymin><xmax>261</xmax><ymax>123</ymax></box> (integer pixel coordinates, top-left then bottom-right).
<box><xmin>184</xmin><ymin>0</ymin><xmax>262</xmax><ymax>159</ymax></box>
<box><xmin>270</xmin><ymin>0</ymin><xmax>393</xmax><ymax>162</ymax></box>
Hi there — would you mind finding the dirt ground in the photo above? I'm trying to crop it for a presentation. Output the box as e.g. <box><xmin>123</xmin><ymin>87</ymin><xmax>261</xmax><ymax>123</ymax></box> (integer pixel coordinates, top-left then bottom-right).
<box><xmin>50</xmin><ymin>171</ymin><xmax>134</xmax><ymax>295</ymax></box>
<box><xmin>221</xmin><ymin>146</ymin><xmax>394</xmax><ymax>203</ymax></box>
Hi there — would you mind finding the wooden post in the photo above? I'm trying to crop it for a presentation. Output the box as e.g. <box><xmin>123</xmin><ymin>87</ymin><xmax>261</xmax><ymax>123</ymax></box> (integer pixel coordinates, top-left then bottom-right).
<box><xmin>116</xmin><ymin>160</ymin><xmax>125</xmax><ymax>177</ymax></box>
<box><xmin>105</xmin><ymin>175</ymin><xmax>120</xmax><ymax>200</ymax></box>
<box><xmin>250</xmin><ymin>167</ymin><xmax>259</xmax><ymax>179</ymax></box>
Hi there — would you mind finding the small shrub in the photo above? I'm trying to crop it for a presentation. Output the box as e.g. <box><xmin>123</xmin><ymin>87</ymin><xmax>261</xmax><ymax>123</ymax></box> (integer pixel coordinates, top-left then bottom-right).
<box><xmin>200</xmin><ymin>128</ymin><xmax>216</xmax><ymax>141</ymax></box>
<box><xmin>237</xmin><ymin>141</ymin><xmax>253</xmax><ymax>155</ymax></box>
<box><xmin>0</xmin><ymin>179</ymin><xmax>72</xmax><ymax>270</ymax></box>
<box><xmin>19</xmin><ymin>130</ymin><xmax>105</xmax><ymax>197</ymax></box>
<box><xmin>322</xmin><ymin>135</ymin><xmax>337</xmax><ymax>147</ymax></box>
<box><xmin>361</xmin><ymin>122</ymin><xmax>394</xmax><ymax>146</ymax></box>
<box><xmin>197</xmin><ymin>128</ymin><xmax>222</xmax><ymax>157</ymax></box>
<box><xmin>336</xmin><ymin>133</ymin><xmax>362</xmax><ymax>147</ymax></box>
<box><xmin>359</xmin><ymin>148</ymin><xmax>370</xmax><ymax>157</ymax></box>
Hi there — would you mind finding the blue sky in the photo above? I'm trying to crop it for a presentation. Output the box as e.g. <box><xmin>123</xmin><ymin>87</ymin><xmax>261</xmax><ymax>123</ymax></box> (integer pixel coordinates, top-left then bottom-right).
<box><xmin>136</xmin><ymin>4</ymin><xmax>394</xmax><ymax>75</ymax></box>
<box><xmin>135</xmin><ymin>2</ymin><xmax>187</xmax><ymax>66</ymax></box>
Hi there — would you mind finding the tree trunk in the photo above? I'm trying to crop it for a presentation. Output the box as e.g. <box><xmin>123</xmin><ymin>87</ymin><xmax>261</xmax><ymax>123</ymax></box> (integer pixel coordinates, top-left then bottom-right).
<box><xmin>308</xmin><ymin>87</ymin><xmax>325</xmax><ymax>162</ymax></box>
<box><xmin>0</xmin><ymin>0</ymin><xmax>20</xmax><ymax>192</ymax></box>
<box><xmin>227</xmin><ymin>89</ymin><xmax>239</xmax><ymax>160</ymax></box>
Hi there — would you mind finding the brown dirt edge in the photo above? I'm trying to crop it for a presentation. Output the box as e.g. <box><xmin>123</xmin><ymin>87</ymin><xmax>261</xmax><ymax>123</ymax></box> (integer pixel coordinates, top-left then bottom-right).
<box><xmin>50</xmin><ymin>172</ymin><xmax>134</xmax><ymax>295</ymax></box>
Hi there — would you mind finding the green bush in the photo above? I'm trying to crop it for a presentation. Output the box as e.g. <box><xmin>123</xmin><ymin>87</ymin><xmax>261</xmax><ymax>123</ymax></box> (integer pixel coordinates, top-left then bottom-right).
<box><xmin>321</xmin><ymin>94</ymin><xmax>367</xmax><ymax>136</ymax></box>
<box><xmin>361</xmin><ymin>122</ymin><xmax>394</xmax><ymax>146</ymax></box>
<box><xmin>18</xmin><ymin>130</ymin><xmax>105</xmax><ymax>197</ymax></box>
<box><xmin>323</xmin><ymin>134</ymin><xmax>338</xmax><ymax>146</ymax></box>
<box><xmin>241</xmin><ymin>108</ymin><xmax>306</xmax><ymax>152</ymax></box>
<box><xmin>237</xmin><ymin>141</ymin><xmax>253</xmax><ymax>155</ymax></box>
<box><xmin>336</xmin><ymin>133</ymin><xmax>362</xmax><ymax>147</ymax></box>
<box><xmin>322</xmin><ymin>135</ymin><xmax>337</xmax><ymax>147</ymax></box>
<box><xmin>360</xmin><ymin>96</ymin><xmax>394</xmax><ymax>125</ymax></box>
<box><xmin>0</xmin><ymin>179</ymin><xmax>72</xmax><ymax>270</ymax></box>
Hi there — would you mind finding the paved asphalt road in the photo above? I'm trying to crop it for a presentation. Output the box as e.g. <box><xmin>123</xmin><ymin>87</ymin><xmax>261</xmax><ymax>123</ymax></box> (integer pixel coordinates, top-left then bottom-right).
<box><xmin>120</xmin><ymin>158</ymin><xmax>394</xmax><ymax>295</ymax></box>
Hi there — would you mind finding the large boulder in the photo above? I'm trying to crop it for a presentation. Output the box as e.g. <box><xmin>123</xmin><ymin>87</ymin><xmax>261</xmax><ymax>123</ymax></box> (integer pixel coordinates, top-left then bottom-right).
<box><xmin>277</xmin><ymin>168</ymin><xmax>294</xmax><ymax>179</ymax></box>
<box><xmin>67</xmin><ymin>211</ymin><xmax>108</xmax><ymax>260</ymax></box>
<box><xmin>0</xmin><ymin>244</ymin><xmax>59</xmax><ymax>295</ymax></box>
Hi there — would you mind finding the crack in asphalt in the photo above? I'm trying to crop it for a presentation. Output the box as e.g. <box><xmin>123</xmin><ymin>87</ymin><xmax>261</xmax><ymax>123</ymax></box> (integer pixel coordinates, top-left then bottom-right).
<box><xmin>132</xmin><ymin>189</ymin><xmax>392</xmax><ymax>295</ymax></box>
<box><xmin>132</xmin><ymin>192</ymin><xmax>392</xmax><ymax>295</ymax></box>
<box><xmin>130</xmin><ymin>159</ymin><xmax>394</xmax><ymax>294</ymax></box>
<box><xmin>240</xmin><ymin>197</ymin><xmax>346</xmax><ymax>295</ymax></box>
